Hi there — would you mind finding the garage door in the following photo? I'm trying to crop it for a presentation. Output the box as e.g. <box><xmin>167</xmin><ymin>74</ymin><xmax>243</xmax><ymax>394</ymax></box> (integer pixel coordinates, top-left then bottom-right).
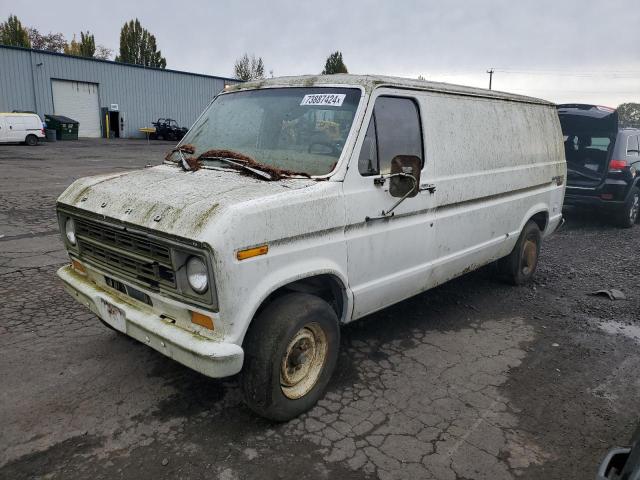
<box><xmin>51</xmin><ymin>80</ymin><xmax>101</xmax><ymax>138</ymax></box>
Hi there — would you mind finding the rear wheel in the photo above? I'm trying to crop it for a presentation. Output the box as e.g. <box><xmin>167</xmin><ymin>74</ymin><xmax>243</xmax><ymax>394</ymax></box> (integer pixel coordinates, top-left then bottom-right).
<box><xmin>615</xmin><ymin>189</ymin><xmax>639</xmax><ymax>228</ymax></box>
<box><xmin>241</xmin><ymin>293</ymin><xmax>340</xmax><ymax>421</ymax></box>
<box><xmin>498</xmin><ymin>220</ymin><xmax>542</xmax><ymax>285</ymax></box>
<box><xmin>25</xmin><ymin>134</ymin><xmax>38</xmax><ymax>146</ymax></box>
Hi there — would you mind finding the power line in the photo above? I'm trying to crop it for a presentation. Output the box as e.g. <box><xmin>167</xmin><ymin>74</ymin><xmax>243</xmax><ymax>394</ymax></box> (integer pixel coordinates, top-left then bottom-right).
<box><xmin>493</xmin><ymin>69</ymin><xmax>640</xmax><ymax>78</ymax></box>
<box><xmin>424</xmin><ymin>69</ymin><xmax>640</xmax><ymax>79</ymax></box>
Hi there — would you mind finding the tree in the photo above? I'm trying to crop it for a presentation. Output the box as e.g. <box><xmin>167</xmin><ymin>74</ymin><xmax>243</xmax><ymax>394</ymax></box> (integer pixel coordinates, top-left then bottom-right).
<box><xmin>0</xmin><ymin>14</ymin><xmax>31</xmax><ymax>48</ymax></box>
<box><xmin>63</xmin><ymin>35</ymin><xmax>80</xmax><ymax>55</ymax></box>
<box><xmin>79</xmin><ymin>31</ymin><xmax>95</xmax><ymax>57</ymax></box>
<box><xmin>64</xmin><ymin>31</ymin><xmax>95</xmax><ymax>57</ymax></box>
<box><xmin>94</xmin><ymin>45</ymin><xmax>113</xmax><ymax>60</ymax></box>
<box><xmin>322</xmin><ymin>51</ymin><xmax>348</xmax><ymax>75</ymax></box>
<box><xmin>27</xmin><ymin>28</ymin><xmax>66</xmax><ymax>52</ymax></box>
<box><xmin>233</xmin><ymin>53</ymin><xmax>265</xmax><ymax>81</ymax></box>
<box><xmin>618</xmin><ymin>103</ymin><xmax>640</xmax><ymax>128</ymax></box>
<box><xmin>115</xmin><ymin>19</ymin><xmax>166</xmax><ymax>68</ymax></box>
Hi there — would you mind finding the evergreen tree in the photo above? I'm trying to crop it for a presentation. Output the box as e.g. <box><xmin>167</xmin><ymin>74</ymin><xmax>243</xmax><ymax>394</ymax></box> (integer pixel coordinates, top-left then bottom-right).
<box><xmin>115</xmin><ymin>19</ymin><xmax>166</xmax><ymax>68</ymax></box>
<box><xmin>79</xmin><ymin>31</ymin><xmax>95</xmax><ymax>57</ymax></box>
<box><xmin>0</xmin><ymin>14</ymin><xmax>31</xmax><ymax>48</ymax></box>
<box><xmin>322</xmin><ymin>51</ymin><xmax>348</xmax><ymax>75</ymax></box>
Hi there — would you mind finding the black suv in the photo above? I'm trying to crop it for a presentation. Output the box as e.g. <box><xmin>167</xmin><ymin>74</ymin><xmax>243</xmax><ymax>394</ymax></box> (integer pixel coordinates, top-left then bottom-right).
<box><xmin>557</xmin><ymin>104</ymin><xmax>640</xmax><ymax>228</ymax></box>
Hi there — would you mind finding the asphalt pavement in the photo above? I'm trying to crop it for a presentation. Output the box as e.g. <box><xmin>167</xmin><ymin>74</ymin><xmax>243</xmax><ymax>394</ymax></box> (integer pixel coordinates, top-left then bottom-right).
<box><xmin>1</xmin><ymin>139</ymin><xmax>639</xmax><ymax>480</ymax></box>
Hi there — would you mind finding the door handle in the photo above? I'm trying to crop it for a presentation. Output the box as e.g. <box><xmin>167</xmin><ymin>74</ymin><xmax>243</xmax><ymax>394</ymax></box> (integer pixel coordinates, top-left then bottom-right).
<box><xmin>420</xmin><ymin>183</ymin><xmax>436</xmax><ymax>194</ymax></box>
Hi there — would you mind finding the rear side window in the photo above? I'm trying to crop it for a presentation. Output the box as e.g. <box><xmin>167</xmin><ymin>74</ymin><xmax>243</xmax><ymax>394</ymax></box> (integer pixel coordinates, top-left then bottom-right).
<box><xmin>358</xmin><ymin>96</ymin><xmax>423</xmax><ymax>176</ymax></box>
<box><xmin>627</xmin><ymin>135</ymin><xmax>639</xmax><ymax>156</ymax></box>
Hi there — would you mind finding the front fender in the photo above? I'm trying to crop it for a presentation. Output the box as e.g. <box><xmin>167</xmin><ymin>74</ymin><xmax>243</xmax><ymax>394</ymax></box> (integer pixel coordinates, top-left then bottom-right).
<box><xmin>216</xmin><ymin>234</ymin><xmax>351</xmax><ymax>346</ymax></box>
<box><xmin>237</xmin><ymin>261</ymin><xmax>352</xmax><ymax>346</ymax></box>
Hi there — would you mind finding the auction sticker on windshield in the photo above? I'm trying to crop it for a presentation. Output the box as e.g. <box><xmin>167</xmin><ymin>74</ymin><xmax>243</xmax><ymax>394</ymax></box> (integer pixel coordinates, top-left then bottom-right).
<box><xmin>300</xmin><ymin>94</ymin><xmax>346</xmax><ymax>107</ymax></box>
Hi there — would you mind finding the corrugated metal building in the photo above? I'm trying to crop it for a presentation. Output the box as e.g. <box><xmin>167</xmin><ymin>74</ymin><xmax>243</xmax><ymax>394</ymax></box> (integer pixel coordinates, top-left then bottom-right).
<box><xmin>0</xmin><ymin>45</ymin><xmax>239</xmax><ymax>138</ymax></box>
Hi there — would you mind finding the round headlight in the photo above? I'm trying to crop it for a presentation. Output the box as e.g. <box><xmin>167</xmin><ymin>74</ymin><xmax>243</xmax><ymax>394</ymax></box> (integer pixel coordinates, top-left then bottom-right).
<box><xmin>186</xmin><ymin>256</ymin><xmax>208</xmax><ymax>293</ymax></box>
<box><xmin>65</xmin><ymin>217</ymin><xmax>76</xmax><ymax>245</ymax></box>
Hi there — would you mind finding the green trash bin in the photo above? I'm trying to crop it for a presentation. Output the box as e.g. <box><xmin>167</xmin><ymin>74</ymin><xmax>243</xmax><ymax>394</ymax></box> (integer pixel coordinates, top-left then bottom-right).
<box><xmin>45</xmin><ymin>115</ymin><xmax>79</xmax><ymax>140</ymax></box>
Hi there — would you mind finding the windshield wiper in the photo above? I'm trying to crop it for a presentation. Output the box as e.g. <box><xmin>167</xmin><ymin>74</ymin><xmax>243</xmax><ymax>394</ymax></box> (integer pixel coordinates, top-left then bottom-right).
<box><xmin>199</xmin><ymin>156</ymin><xmax>273</xmax><ymax>180</ymax></box>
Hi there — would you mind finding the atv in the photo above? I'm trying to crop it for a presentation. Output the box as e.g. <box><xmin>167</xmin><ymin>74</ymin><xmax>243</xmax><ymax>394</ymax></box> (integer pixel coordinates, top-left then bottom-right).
<box><xmin>150</xmin><ymin>118</ymin><xmax>188</xmax><ymax>141</ymax></box>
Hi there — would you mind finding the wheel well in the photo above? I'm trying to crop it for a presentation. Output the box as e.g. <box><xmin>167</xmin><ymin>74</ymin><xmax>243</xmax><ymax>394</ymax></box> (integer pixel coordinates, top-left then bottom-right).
<box><xmin>530</xmin><ymin>211</ymin><xmax>548</xmax><ymax>232</ymax></box>
<box><xmin>254</xmin><ymin>274</ymin><xmax>346</xmax><ymax>324</ymax></box>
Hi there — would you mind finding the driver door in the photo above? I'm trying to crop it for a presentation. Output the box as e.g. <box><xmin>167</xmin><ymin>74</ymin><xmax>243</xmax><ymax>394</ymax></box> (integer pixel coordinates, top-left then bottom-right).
<box><xmin>343</xmin><ymin>91</ymin><xmax>437</xmax><ymax>319</ymax></box>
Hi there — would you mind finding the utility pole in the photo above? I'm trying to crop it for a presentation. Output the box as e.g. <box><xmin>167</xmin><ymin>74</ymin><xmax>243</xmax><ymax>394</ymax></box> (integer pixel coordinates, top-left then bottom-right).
<box><xmin>486</xmin><ymin>68</ymin><xmax>494</xmax><ymax>90</ymax></box>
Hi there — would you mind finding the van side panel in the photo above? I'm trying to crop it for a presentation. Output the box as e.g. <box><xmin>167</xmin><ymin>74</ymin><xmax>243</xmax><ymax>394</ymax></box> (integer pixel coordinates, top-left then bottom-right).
<box><xmin>424</xmin><ymin>94</ymin><xmax>564</xmax><ymax>204</ymax></box>
<box><xmin>0</xmin><ymin>113</ymin><xmax>44</xmax><ymax>142</ymax></box>
<box><xmin>422</xmin><ymin>94</ymin><xmax>565</xmax><ymax>264</ymax></box>
<box><xmin>345</xmin><ymin>91</ymin><xmax>565</xmax><ymax>320</ymax></box>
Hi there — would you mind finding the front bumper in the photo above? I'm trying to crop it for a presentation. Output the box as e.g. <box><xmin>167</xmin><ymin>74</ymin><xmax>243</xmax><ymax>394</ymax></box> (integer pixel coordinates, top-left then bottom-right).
<box><xmin>57</xmin><ymin>265</ymin><xmax>244</xmax><ymax>378</ymax></box>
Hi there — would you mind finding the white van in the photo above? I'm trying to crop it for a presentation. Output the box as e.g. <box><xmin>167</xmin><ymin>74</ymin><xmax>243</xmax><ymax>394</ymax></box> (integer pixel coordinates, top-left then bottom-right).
<box><xmin>56</xmin><ymin>75</ymin><xmax>566</xmax><ymax>420</ymax></box>
<box><xmin>0</xmin><ymin>112</ymin><xmax>45</xmax><ymax>145</ymax></box>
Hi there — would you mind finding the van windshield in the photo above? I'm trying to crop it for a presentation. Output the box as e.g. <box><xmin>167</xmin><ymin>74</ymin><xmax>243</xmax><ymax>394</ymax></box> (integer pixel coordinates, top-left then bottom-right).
<box><xmin>169</xmin><ymin>87</ymin><xmax>361</xmax><ymax>177</ymax></box>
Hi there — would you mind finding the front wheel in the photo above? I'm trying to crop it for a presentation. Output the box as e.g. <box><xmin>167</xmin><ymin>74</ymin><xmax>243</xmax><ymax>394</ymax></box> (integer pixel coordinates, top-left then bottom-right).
<box><xmin>241</xmin><ymin>293</ymin><xmax>340</xmax><ymax>421</ymax></box>
<box><xmin>614</xmin><ymin>189</ymin><xmax>639</xmax><ymax>228</ymax></box>
<box><xmin>25</xmin><ymin>134</ymin><xmax>38</xmax><ymax>146</ymax></box>
<box><xmin>498</xmin><ymin>220</ymin><xmax>542</xmax><ymax>285</ymax></box>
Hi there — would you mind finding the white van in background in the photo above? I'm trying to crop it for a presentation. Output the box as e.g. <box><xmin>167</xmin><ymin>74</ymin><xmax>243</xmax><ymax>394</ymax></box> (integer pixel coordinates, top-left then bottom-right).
<box><xmin>0</xmin><ymin>113</ymin><xmax>45</xmax><ymax>145</ymax></box>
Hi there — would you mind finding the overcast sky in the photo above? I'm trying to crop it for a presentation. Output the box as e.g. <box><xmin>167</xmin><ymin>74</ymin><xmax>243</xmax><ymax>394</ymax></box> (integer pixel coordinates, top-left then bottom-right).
<box><xmin>2</xmin><ymin>0</ymin><xmax>639</xmax><ymax>106</ymax></box>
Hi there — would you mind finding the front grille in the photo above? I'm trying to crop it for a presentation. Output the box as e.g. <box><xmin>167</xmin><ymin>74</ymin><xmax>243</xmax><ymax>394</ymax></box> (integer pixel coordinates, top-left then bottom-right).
<box><xmin>75</xmin><ymin>217</ymin><xmax>176</xmax><ymax>290</ymax></box>
<box><xmin>76</xmin><ymin>219</ymin><xmax>171</xmax><ymax>264</ymax></box>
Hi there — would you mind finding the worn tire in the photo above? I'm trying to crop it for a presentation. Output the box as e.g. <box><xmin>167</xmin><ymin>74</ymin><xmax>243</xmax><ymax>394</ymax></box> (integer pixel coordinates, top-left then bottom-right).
<box><xmin>25</xmin><ymin>134</ymin><xmax>38</xmax><ymax>146</ymax></box>
<box><xmin>498</xmin><ymin>220</ymin><xmax>542</xmax><ymax>285</ymax></box>
<box><xmin>241</xmin><ymin>293</ymin><xmax>340</xmax><ymax>422</ymax></box>
<box><xmin>614</xmin><ymin>188</ymin><xmax>639</xmax><ymax>228</ymax></box>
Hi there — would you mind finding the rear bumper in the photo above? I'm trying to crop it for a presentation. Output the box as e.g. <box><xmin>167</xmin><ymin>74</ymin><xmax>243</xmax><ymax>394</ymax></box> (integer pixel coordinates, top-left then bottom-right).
<box><xmin>564</xmin><ymin>178</ymin><xmax>634</xmax><ymax>210</ymax></box>
<box><xmin>564</xmin><ymin>193</ymin><xmax>626</xmax><ymax>210</ymax></box>
<box><xmin>57</xmin><ymin>265</ymin><xmax>244</xmax><ymax>378</ymax></box>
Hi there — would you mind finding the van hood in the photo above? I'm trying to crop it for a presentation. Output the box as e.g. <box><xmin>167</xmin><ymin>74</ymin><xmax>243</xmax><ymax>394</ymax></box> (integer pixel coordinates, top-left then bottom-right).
<box><xmin>57</xmin><ymin>164</ymin><xmax>317</xmax><ymax>239</ymax></box>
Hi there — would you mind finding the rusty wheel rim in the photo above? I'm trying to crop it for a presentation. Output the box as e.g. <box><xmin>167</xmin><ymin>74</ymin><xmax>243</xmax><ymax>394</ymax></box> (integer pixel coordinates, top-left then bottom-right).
<box><xmin>521</xmin><ymin>239</ymin><xmax>537</xmax><ymax>276</ymax></box>
<box><xmin>281</xmin><ymin>323</ymin><xmax>327</xmax><ymax>400</ymax></box>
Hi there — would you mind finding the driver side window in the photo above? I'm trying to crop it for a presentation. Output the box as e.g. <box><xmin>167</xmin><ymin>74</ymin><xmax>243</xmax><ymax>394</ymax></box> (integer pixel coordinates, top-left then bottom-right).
<box><xmin>358</xmin><ymin>96</ymin><xmax>423</xmax><ymax>176</ymax></box>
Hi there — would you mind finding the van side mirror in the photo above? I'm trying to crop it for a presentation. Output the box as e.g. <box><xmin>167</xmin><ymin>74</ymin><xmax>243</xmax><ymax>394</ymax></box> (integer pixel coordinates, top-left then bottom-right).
<box><xmin>389</xmin><ymin>155</ymin><xmax>421</xmax><ymax>198</ymax></box>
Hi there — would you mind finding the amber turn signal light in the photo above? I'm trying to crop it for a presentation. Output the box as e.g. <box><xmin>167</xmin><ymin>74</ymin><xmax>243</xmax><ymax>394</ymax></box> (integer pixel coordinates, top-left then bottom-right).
<box><xmin>191</xmin><ymin>311</ymin><xmax>214</xmax><ymax>330</ymax></box>
<box><xmin>236</xmin><ymin>245</ymin><xmax>268</xmax><ymax>261</ymax></box>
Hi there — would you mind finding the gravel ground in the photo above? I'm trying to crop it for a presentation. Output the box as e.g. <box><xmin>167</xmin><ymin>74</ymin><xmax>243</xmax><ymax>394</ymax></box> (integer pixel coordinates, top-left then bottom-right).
<box><xmin>1</xmin><ymin>139</ymin><xmax>639</xmax><ymax>480</ymax></box>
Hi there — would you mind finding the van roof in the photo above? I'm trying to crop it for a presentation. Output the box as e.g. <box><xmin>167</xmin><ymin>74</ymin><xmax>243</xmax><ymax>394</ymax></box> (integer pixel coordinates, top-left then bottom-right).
<box><xmin>226</xmin><ymin>74</ymin><xmax>554</xmax><ymax>106</ymax></box>
<box><xmin>0</xmin><ymin>112</ymin><xmax>41</xmax><ymax>116</ymax></box>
